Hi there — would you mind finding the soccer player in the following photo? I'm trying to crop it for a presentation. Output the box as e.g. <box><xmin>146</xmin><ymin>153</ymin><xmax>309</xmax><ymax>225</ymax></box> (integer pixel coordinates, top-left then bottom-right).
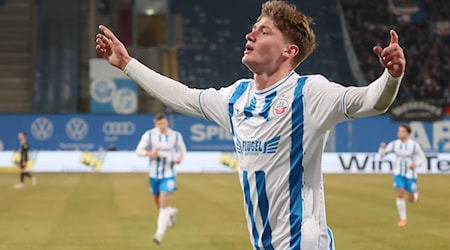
<box><xmin>378</xmin><ymin>124</ymin><xmax>425</xmax><ymax>227</ymax></box>
<box><xmin>96</xmin><ymin>1</ymin><xmax>406</xmax><ymax>248</ymax></box>
<box><xmin>14</xmin><ymin>132</ymin><xmax>36</xmax><ymax>189</ymax></box>
<box><xmin>135</xmin><ymin>113</ymin><xmax>186</xmax><ymax>244</ymax></box>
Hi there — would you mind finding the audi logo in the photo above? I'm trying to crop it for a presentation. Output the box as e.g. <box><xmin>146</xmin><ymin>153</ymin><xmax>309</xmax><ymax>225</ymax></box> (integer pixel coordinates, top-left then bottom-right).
<box><xmin>102</xmin><ymin>122</ymin><xmax>136</xmax><ymax>135</ymax></box>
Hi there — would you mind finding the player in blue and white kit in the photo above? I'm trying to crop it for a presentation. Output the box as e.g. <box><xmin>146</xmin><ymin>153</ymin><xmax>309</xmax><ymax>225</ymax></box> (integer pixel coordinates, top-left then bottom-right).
<box><xmin>136</xmin><ymin>113</ymin><xmax>186</xmax><ymax>244</ymax></box>
<box><xmin>378</xmin><ymin>124</ymin><xmax>425</xmax><ymax>227</ymax></box>
<box><xmin>96</xmin><ymin>1</ymin><xmax>406</xmax><ymax>248</ymax></box>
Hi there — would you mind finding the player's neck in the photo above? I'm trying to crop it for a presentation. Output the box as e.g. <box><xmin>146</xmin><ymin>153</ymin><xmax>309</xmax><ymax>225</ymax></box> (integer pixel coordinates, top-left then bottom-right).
<box><xmin>253</xmin><ymin>68</ymin><xmax>293</xmax><ymax>90</ymax></box>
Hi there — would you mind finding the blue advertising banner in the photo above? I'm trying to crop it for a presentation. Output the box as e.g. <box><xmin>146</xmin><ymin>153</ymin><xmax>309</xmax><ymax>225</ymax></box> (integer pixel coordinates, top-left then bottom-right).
<box><xmin>0</xmin><ymin>114</ymin><xmax>152</xmax><ymax>151</ymax></box>
<box><xmin>2</xmin><ymin>114</ymin><xmax>449</xmax><ymax>152</ymax></box>
<box><xmin>0</xmin><ymin>114</ymin><xmax>234</xmax><ymax>151</ymax></box>
<box><xmin>335</xmin><ymin>116</ymin><xmax>450</xmax><ymax>152</ymax></box>
<box><xmin>172</xmin><ymin>116</ymin><xmax>234</xmax><ymax>151</ymax></box>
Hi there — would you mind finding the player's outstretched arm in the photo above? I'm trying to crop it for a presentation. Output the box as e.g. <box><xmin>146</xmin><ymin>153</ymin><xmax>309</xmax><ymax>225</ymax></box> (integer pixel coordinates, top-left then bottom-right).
<box><xmin>95</xmin><ymin>25</ymin><xmax>205</xmax><ymax>118</ymax></box>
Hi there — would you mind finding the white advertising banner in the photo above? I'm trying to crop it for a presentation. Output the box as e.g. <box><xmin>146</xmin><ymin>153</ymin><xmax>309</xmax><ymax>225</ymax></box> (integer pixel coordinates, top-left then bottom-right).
<box><xmin>32</xmin><ymin>151</ymin><xmax>95</xmax><ymax>173</ymax></box>
<box><xmin>0</xmin><ymin>151</ymin><xmax>14</xmax><ymax>167</ymax></box>
<box><xmin>101</xmin><ymin>152</ymin><xmax>234</xmax><ymax>173</ymax></box>
<box><xmin>1</xmin><ymin>151</ymin><xmax>449</xmax><ymax>174</ymax></box>
<box><xmin>323</xmin><ymin>153</ymin><xmax>450</xmax><ymax>174</ymax></box>
<box><xmin>0</xmin><ymin>151</ymin><xmax>235</xmax><ymax>173</ymax></box>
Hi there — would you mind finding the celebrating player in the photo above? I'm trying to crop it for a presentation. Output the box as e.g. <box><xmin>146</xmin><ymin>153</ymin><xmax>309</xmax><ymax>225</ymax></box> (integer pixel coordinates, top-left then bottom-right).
<box><xmin>379</xmin><ymin>124</ymin><xmax>425</xmax><ymax>227</ymax></box>
<box><xmin>97</xmin><ymin>0</ymin><xmax>405</xmax><ymax>248</ymax></box>
<box><xmin>136</xmin><ymin>113</ymin><xmax>186</xmax><ymax>244</ymax></box>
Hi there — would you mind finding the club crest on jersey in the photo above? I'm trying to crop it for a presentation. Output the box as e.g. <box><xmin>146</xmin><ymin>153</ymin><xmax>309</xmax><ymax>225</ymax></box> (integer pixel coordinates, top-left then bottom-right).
<box><xmin>273</xmin><ymin>98</ymin><xmax>290</xmax><ymax>116</ymax></box>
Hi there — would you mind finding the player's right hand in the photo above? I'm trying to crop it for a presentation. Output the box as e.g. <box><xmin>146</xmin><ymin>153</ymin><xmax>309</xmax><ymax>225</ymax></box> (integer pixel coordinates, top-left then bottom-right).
<box><xmin>372</xmin><ymin>30</ymin><xmax>406</xmax><ymax>78</ymax></box>
<box><xmin>147</xmin><ymin>149</ymin><xmax>159</xmax><ymax>157</ymax></box>
<box><xmin>96</xmin><ymin>25</ymin><xmax>132</xmax><ymax>70</ymax></box>
<box><xmin>380</xmin><ymin>142</ymin><xmax>386</xmax><ymax>148</ymax></box>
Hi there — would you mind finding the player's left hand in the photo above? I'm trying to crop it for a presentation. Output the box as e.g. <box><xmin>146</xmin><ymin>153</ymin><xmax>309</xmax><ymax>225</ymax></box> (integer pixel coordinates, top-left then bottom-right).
<box><xmin>408</xmin><ymin>163</ymin><xmax>416</xmax><ymax>169</ymax></box>
<box><xmin>96</xmin><ymin>25</ymin><xmax>131</xmax><ymax>71</ymax></box>
<box><xmin>373</xmin><ymin>30</ymin><xmax>406</xmax><ymax>78</ymax></box>
<box><xmin>174</xmin><ymin>157</ymin><xmax>183</xmax><ymax>164</ymax></box>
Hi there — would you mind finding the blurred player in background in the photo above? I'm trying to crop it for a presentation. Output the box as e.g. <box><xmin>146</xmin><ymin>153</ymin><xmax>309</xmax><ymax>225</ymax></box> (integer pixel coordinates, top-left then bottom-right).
<box><xmin>97</xmin><ymin>0</ymin><xmax>406</xmax><ymax>248</ymax></box>
<box><xmin>379</xmin><ymin>124</ymin><xmax>425</xmax><ymax>227</ymax></box>
<box><xmin>136</xmin><ymin>113</ymin><xmax>186</xmax><ymax>244</ymax></box>
<box><xmin>14</xmin><ymin>132</ymin><xmax>36</xmax><ymax>189</ymax></box>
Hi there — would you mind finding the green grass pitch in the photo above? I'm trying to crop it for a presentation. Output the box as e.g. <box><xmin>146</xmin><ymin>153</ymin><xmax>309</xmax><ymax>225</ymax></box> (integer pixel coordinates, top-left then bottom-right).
<box><xmin>0</xmin><ymin>173</ymin><xmax>449</xmax><ymax>250</ymax></box>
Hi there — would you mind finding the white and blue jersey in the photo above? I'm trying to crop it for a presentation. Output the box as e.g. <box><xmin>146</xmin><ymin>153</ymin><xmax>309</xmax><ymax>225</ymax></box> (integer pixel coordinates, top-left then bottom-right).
<box><xmin>198</xmin><ymin>73</ymin><xmax>345</xmax><ymax>249</ymax></box>
<box><xmin>136</xmin><ymin>128</ymin><xmax>186</xmax><ymax>179</ymax></box>
<box><xmin>125</xmin><ymin>59</ymin><xmax>402</xmax><ymax>250</ymax></box>
<box><xmin>378</xmin><ymin>139</ymin><xmax>425</xmax><ymax>179</ymax></box>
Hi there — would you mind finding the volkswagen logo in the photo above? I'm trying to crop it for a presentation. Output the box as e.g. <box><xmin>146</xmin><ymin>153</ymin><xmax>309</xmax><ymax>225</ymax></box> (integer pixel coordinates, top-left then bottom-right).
<box><xmin>102</xmin><ymin>121</ymin><xmax>136</xmax><ymax>136</ymax></box>
<box><xmin>66</xmin><ymin>118</ymin><xmax>89</xmax><ymax>141</ymax></box>
<box><xmin>30</xmin><ymin>117</ymin><xmax>54</xmax><ymax>141</ymax></box>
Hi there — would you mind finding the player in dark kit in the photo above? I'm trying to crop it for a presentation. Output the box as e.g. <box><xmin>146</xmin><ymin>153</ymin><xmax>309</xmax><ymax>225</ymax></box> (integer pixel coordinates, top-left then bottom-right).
<box><xmin>14</xmin><ymin>132</ymin><xmax>36</xmax><ymax>189</ymax></box>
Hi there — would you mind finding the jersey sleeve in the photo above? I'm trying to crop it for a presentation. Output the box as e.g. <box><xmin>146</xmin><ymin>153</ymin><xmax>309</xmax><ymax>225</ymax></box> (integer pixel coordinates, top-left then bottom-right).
<box><xmin>413</xmin><ymin>142</ymin><xmax>426</xmax><ymax>166</ymax></box>
<box><xmin>136</xmin><ymin>131</ymin><xmax>150</xmax><ymax>156</ymax></box>
<box><xmin>304</xmin><ymin>69</ymin><xmax>402</xmax><ymax>131</ymax></box>
<box><xmin>197</xmin><ymin>85</ymin><xmax>235</xmax><ymax>132</ymax></box>
<box><xmin>124</xmin><ymin>58</ymin><xmax>236</xmax><ymax>131</ymax></box>
<box><xmin>176</xmin><ymin>132</ymin><xmax>187</xmax><ymax>157</ymax></box>
<box><xmin>124</xmin><ymin>59</ymin><xmax>205</xmax><ymax>118</ymax></box>
<box><xmin>303</xmin><ymin>75</ymin><xmax>351</xmax><ymax>131</ymax></box>
<box><xmin>379</xmin><ymin>141</ymin><xmax>394</xmax><ymax>157</ymax></box>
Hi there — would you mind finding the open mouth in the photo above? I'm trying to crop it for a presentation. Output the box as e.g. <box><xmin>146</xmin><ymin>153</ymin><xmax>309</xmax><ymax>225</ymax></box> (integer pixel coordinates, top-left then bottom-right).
<box><xmin>244</xmin><ymin>44</ymin><xmax>254</xmax><ymax>54</ymax></box>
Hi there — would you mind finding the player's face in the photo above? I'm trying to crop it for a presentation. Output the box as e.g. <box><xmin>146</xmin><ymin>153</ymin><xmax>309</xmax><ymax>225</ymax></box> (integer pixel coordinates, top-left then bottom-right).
<box><xmin>242</xmin><ymin>17</ymin><xmax>290</xmax><ymax>73</ymax></box>
<box><xmin>397</xmin><ymin>127</ymin><xmax>409</xmax><ymax>140</ymax></box>
<box><xmin>18</xmin><ymin>133</ymin><xmax>24</xmax><ymax>141</ymax></box>
<box><xmin>155</xmin><ymin>118</ymin><xmax>169</xmax><ymax>134</ymax></box>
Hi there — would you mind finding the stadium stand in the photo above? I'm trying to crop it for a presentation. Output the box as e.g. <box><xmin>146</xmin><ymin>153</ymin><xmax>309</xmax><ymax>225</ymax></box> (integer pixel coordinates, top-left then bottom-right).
<box><xmin>0</xmin><ymin>0</ymin><xmax>447</xmax><ymax>113</ymax></box>
<box><xmin>0</xmin><ymin>0</ymin><xmax>33</xmax><ymax>112</ymax></box>
<box><xmin>172</xmin><ymin>0</ymin><xmax>356</xmax><ymax>89</ymax></box>
<box><xmin>341</xmin><ymin>0</ymin><xmax>450</xmax><ymax>106</ymax></box>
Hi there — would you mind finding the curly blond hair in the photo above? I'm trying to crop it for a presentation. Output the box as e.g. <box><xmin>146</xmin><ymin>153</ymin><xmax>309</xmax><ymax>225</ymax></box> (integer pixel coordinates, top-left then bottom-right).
<box><xmin>257</xmin><ymin>0</ymin><xmax>316</xmax><ymax>68</ymax></box>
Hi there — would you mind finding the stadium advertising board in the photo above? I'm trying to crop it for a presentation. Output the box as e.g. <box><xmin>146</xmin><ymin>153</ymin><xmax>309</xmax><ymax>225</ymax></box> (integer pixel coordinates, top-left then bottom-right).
<box><xmin>323</xmin><ymin>153</ymin><xmax>450</xmax><ymax>174</ymax></box>
<box><xmin>335</xmin><ymin>116</ymin><xmax>450</xmax><ymax>152</ymax></box>
<box><xmin>0</xmin><ymin>151</ymin><xmax>235</xmax><ymax>173</ymax></box>
<box><xmin>172</xmin><ymin>115</ymin><xmax>234</xmax><ymax>151</ymax></box>
<box><xmin>1</xmin><ymin>151</ymin><xmax>449</xmax><ymax>174</ymax></box>
<box><xmin>1</xmin><ymin>114</ymin><xmax>450</xmax><ymax>152</ymax></box>
<box><xmin>0</xmin><ymin>114</ymin><xmax>233</xmax><ymax>151</ymax></box>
